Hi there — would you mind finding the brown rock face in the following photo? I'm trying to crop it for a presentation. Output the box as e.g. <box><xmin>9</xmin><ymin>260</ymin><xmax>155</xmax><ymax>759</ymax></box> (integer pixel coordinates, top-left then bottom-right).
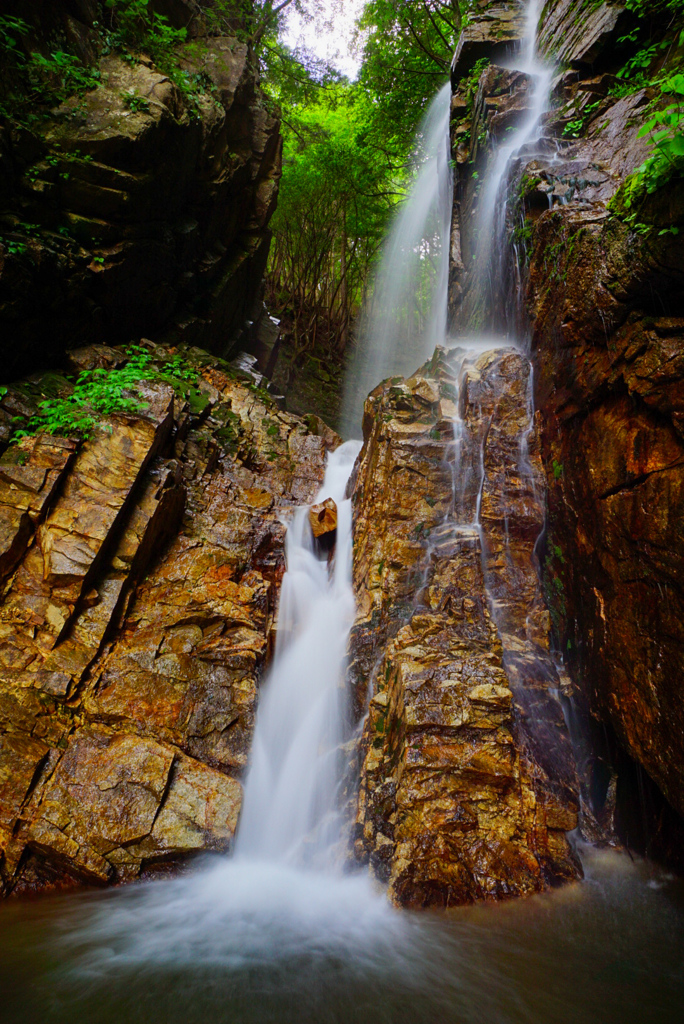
<box><xmin>526</xmin><ymin>206</ymin><xmax>684</xmax><ymax>836</ymax></box>
<box><xmin>0</xmin><ymin>344</ymin><xmax>338</xmax><ymax>895</ymax></box>
<box><xmin>0</xmin><ymin>10</ymin><xmax>281</xmax><ymax>380</ymax></box>
<box><xmin>537</xmin><ymin>0</ymin><xmax>626</xmax><ymax>67</ymax></box>
<box><xmin>349</xmin><ymin>348</ymin><xmax>579</xmax><ymax>907</ymax></box>
<box><xmin>309</xmin><ymin>498</ymin><xmax>337</xmax><ymax>539</ymax></box>
<box><xmin>449</xmin><ymin>0</ymin><xmax>684</xmax><ymax>856</ymax></box>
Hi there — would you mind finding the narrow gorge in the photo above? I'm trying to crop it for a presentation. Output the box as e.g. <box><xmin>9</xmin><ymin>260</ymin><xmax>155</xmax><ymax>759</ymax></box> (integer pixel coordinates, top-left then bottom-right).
<box><xmin>1</xmin><ymin>1</ymin><xmax>683</xmax><ymax>1022</ymax></box>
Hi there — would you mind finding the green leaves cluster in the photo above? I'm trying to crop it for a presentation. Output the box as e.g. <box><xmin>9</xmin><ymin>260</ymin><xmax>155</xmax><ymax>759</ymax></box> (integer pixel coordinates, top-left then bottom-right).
<box><xmin>10</xmin><ymin>347</ymin><xmax>200</xmax><ymax>443</ymax></box>
<box><xmin>616</xmin><ymin>73</ymin><xmax>684</xmax><ymax>222</ymax></box>
<box><xmin>563</xmin><ymin>99</ymin><xmax>600</xmax><ymax>138</ymax></box>
<box><xmin>0</xmin><ymin>15</ymin><xmax>100</xmax><ymax>105</ymax></box>
<box><xmin>103</xmin><ymin>0</ymin><xmax>187</xmax><ymax>59</ymax></box>
<box><xmin>0</xmin><ymin>2</ymin><xmax>207</xmax><ymax>120</ymax></box>
<box><xmin>356</xmin><ymin>0</ymin><xmax>465</xmax><ymax>164</ymax></box>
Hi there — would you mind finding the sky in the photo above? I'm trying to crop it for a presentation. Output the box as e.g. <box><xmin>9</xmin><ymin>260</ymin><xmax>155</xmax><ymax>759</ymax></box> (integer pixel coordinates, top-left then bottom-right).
<box><xmin>281</xmin><ymin>0</ymin><xmax>366</xmax><ymax>79</ymax></box>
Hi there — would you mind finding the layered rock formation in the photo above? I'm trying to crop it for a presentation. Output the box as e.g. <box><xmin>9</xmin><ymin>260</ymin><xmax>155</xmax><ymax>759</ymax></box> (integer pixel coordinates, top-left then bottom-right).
<box><xmin>349</xmin><ymin>348</ymin><xmax>579</xmax><ymax>906</ymax></box>
<box><xmin>449</xmin><ymin>0</ymin><xmax>684</xmax><ymax>855</ymax></box>
<box><xmin>0</xmin><ymin>2</ymin><xmax>281</xmax><ymax>380</ymax></box>
<box><xmin>450</xmin><ymin>0</ymin><xmax>527</xmax><ymax>83</ymax></box>
<box><xmin>0</xmin><ymin>343</ymin><xmax>337</xmax><ymax>894</ymax></box>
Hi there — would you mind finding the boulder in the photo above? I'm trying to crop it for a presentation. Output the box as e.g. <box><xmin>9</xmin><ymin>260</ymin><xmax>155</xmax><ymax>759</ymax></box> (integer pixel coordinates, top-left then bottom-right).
<box><xmin>309</xmin><ymin>498</ymin><xmax>337</xmax><ymax>539</ymax></box>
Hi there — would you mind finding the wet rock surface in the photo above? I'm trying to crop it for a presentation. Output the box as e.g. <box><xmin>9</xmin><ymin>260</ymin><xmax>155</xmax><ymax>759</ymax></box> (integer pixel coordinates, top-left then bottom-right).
<box><xmin>449</xmin><ymin>0</ymin><xmax>684</xmax><ymax>857</ymax></box>
<box><xmin>0</xmin><ymin>343</ymin><xmax>338</xmax><ymax>895</ymax></box>
<box><xmin>450</xmin><ymin>1</ymin><xmax>527</xmax><ymax>84</ymax></box>
<box><xmin>527</xmin><ymin>206</ymin><xmax>684</xmax><ymax>835</ymax></box>
<box><xmin>349</xmin><ymin>348</ymin><xmax>579</xmax><ymax>907</ymax></box>
<box><xmin>538</xmin><ymin>0</ymin><xmax>627</xmax><ymax>67</ymax></box>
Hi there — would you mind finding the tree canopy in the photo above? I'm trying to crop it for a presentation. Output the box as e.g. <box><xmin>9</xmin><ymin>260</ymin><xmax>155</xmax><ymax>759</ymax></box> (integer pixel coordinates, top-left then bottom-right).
<box><xmin>262</xmin><ymin>0</ymin><xmax>465</xmax><ymax>360</ymax></box>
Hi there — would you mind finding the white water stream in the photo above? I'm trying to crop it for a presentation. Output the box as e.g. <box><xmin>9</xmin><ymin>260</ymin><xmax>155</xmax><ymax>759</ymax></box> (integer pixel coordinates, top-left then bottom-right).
<box><xmin>236</xmin><ymin>440</ymin><xmax>361</xmax><ymax>865</ymax></box>
<box><xmin>475</xmin><ymin>0</ymin><xmax>551</xmax><ymax>256</ymax></box>
<box><xmin>341</xmin><ymin>80</ymin><xmax>453</xmax><ymax>434</ymax></box>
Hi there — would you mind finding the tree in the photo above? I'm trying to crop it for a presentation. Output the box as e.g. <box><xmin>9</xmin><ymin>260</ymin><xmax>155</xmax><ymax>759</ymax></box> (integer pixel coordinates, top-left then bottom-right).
<box><xmin>266</xmin><ymin>83</ymin><xmax>401</xmax><ymax>357</ymax></box>
<box><xmin>355</xmin><ymin>0</ymin><xmax>464</xmax><ymax>164</ymax></box>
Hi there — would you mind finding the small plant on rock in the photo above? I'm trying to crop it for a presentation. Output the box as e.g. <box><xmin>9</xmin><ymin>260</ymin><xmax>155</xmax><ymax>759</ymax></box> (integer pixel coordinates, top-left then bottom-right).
<box><xmin>10</xmin><ymin>346</ymin><xmax>200</xmax><ymax>443</ymax></box>
<box><xmin>122</xmin><ymin>89</ymin><xmax>150</xmax><ymax>112</ymax></box>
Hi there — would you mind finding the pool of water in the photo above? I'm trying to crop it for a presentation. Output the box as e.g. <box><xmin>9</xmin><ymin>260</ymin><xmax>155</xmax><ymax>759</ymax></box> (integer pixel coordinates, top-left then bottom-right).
<box><xmin>1</xmin><ymin>844</ymin><xmax>683</xmax><ymax>1024</ymax></box>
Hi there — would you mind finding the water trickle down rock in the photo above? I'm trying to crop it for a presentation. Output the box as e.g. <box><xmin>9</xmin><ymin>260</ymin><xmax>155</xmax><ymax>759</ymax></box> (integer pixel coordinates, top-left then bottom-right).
<box><xmin>349</xmin><ymin>347</ymin><xmax>580</xmax><ymax>907</ymax></box>
<box><xmin>450</xmin><ymin>0</ymin><xmax>684</xmax><ymax>855</ymax></box>
<box><xmin>0</xmin><ymin>344</ymin><xmax>339</xmax><ymax>895</ymax></box>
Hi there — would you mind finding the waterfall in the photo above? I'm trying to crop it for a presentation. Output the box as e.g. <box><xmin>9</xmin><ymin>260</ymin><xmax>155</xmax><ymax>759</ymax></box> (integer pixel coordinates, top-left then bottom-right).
<box><xmin>341</xmin><ymin>81</ymin><xmax>454</xmax><ymax>435</ymax></box>
<box><xmin>235</xmin><ymin>440</ymin><xmax>361</xmax><ymax>865</ymax></box>
<box><xmin>53</xmin><ymin>0</ymin><xmax>556</xmax><ymax>956</ymax></box>
<box><xmin>240</xmin><ymin>0</ymin><xmax>554</xmax><ymax>873</ymax></box>
<box><xmin>456</xmin><ymin>0</ymin><xmax>552</xmax><ymax>334</ymax></box>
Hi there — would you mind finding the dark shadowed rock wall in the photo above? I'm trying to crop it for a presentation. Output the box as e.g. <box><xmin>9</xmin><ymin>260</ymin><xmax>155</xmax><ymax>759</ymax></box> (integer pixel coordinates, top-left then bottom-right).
<box><xmin>0</xmin><ymin>1</ymin><xmax>281</xmax><ymax>380</ymax></box>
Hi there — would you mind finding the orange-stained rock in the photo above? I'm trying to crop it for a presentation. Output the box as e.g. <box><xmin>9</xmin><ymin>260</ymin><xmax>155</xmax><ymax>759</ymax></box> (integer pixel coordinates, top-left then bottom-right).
<box><xmin>448</xmin><ymin>1</ymin><xmax>684</xmax><ymax>860</ymax></box>
<box><xmin>0</xmin><ymin>343</ymin><xmax>339</xmax><ymax>895</ymax></box>
<box><xmin>309</xmin><ymin>498</ymin><xmax>337</xmax><ymax>539</ymax></box>
<box><xmin>350</xmin><ymin>347</ymin><xmax>580</xmax><ymax>906</ymax></box>
<box><xmin>526</xmin><ymin>207</ymin><xmax>684</xmax><ymax>849</ymax></box>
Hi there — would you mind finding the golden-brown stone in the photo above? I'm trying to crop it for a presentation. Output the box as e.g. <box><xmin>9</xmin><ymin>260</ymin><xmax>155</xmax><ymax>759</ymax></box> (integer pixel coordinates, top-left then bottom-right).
<box><xmin>309</xmin><ymin>498</ymin><xmax>337</xmax><ymax>539</ymax></box>
<box><xmin>350</xmin><ymin>347</ymin><xmax>580</xmax><ymax>906</ymax></box>
<box><xmin>0</xmin><ymin>345</ymin><xmax>339</xmax><ymax>895</ymax></box>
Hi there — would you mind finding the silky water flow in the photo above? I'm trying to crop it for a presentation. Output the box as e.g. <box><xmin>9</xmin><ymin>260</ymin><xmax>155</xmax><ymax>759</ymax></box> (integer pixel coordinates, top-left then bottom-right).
<box><xmin>2</xmin><ymin>2</ymin><xmax>684</xmax><ymax>1021</ymax></box>
<box><xmin>341</xmin><ymin>80</ymin><xmax>453</xmax><ymax>435</ymax></box>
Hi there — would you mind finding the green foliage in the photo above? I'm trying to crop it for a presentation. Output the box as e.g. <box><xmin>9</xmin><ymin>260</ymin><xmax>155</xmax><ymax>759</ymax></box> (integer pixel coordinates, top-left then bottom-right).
<box><xmin>102</xmin><ymin>0</ymin><xmax>212</xmax><ymax>109</ymax></box>
<box><xmin>266</xmin><ymin>80</ymin><xmax>401</xmax><ymax>355</ymax></box>
<box><xmin>356</xmin><ymin>0</ymin><xmax>465</xmax><ymax>164</ymax></box>
<box><xmin>1</xmin><ymin>14</ymin><xmax>100</xmax><ymax>104</ymax></box>
<box><xmin>0</xmin><ymin>14</ymin><xmax>29</xmax><ymax>67</ymax></box>
<box><xmin>0</xmin><ymin>236</ymin><xmax>29</xmax><ymax>257</ymax></box>
<box><xmin>614</xmin><ymin>74</ymin><xmax>684</xmax><ymax>222</ymax></box>
<box><xmin>103</xmin><ymin>0</ymin><xmax>187</xmax><ymax>60</ymax></box>
<box><xmin>563</xmin><ymin>100</ymin><xmax>600</xmax><ymax>138</ymax></box>
<box><xmin>265</xmin><ymin>3</ymin><xmax>470</xmax><ymax>360</ymax></box>
<box><xmin>10</xmin><ymin>347</ymin><xmax>200</xmax><ymax>443</ymax></box>
<box><xmin>122</xmin><ymin>88</ymin><xmax>151</xmax><ymax>112</ymax></box>
<box><xmin>28</xmin><ymin>50</ymin><xmax>101</xmax><ymax>98</ymax></box>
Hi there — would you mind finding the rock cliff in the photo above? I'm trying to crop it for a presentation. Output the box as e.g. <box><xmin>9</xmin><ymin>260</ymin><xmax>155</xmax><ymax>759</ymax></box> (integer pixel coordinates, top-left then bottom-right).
<box><xmin>449</xmin><ymin>0</ymin><xmax>684</xmax><ymax>859</ymax></box>
<box><xmin>349</xmin><ymin>347</ymin><xmax>579</xmax><ymax>906</ymax></box>
<box><xmin>0</xmin><ymin>1</ymin><xmax>281</xmax><ymax>381</ymax></box>
<box><xmin>0</xmin><ymin>343</ymin><xmax>337</xmax><ymax>895</ymax></box>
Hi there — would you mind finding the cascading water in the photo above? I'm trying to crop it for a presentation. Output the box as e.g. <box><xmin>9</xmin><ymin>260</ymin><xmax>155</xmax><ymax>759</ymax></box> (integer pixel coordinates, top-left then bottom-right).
<box><xmin>235</xmin><ymin>440</ymin><xmax>360</xmax><ymax>866</ymax></box>
<box><xmin>457</xmin><ymin>0</ymin><xmax>552</xmax><ymax>335</ymax></box>
<box><xmin>341</xmin><ymin>81</ymin><xmax>453</xmax><ymax>436</ymax></box>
